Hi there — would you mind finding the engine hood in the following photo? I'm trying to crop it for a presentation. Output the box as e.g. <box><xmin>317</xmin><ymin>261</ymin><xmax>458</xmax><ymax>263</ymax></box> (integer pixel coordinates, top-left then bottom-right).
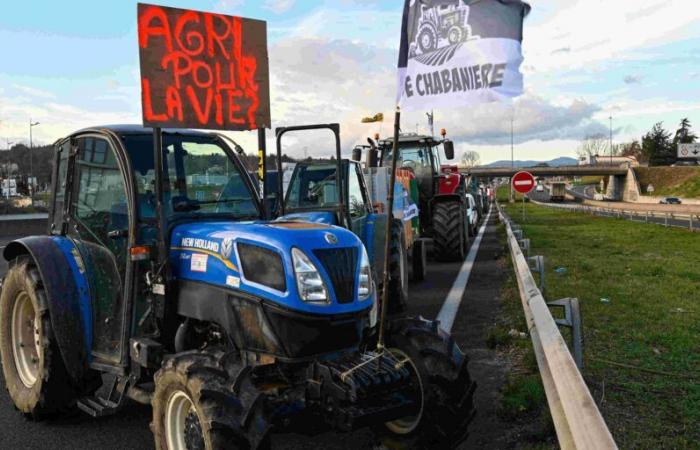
<box><xmin>170</xmin><ymin>220</ymin><xmax>373</xmax><ymax>315</ymax></box>
<box><xmin>276</xmin><ymin>211</ymin><xmax>337</xmax><ymax>225</ymax></box>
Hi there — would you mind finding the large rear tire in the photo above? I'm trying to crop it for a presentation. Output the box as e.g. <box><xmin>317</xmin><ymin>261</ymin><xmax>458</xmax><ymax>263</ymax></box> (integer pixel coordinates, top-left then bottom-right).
<box><xmin>432</xmin><ymin>201</ymin><xmax>466</xmax><ymax>262</ymax></box>
<box><xmin>0</xmin><ymin>257</ymin><xmax>76</xmax><ymax>417</ymax></box>
<box><xmin>386</xmin><ymin>219</ymin><xmax>408</xmax><ymax>313</ymax></box>
<box><xmin>378</xmin><ymin>317</ymin><xmax>476</xmax><ymax>449</ymax></box>
<box><xmin>152</xmin><ymin>349</ymin><xmax>271</xmax><ymax>450</ymax></box>
<box><xmin>410</xmin><ymin>239</ymin><xmax>427</xmax><ymax>282</ymax></box>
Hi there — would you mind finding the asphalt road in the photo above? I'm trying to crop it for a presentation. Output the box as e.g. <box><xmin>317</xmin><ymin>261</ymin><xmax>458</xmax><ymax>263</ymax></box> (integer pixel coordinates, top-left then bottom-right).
<box><xmin>529</xmin><ymin>188</ymin><xmax>699</xmax><ymax>231</ymax></box>
<box><xmin>0</xmin><ymin>219</ymin><xmax>504</xmax><ymax>449</ymax></box>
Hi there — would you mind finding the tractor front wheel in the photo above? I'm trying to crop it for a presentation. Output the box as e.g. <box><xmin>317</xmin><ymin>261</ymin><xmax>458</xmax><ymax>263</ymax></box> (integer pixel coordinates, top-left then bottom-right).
<box><xmin>385</xmin><ymin>219</ymin><xmax>409</xmax><ymax>313</ymax></box>
<box><xmin>0</xmin><ymin>257</ymin><xmax>75</xmax><ymax>417</ymax></box>
<box><xmin>378</xmin><ymin>317</ymin><xmax>476</xmax><ymax>449</ymax></box>
<box><xmin>152</xmin><ymin>349</ymin><xmax>271</xmax><ymax>450</ymax></box>
<box><xmin>432</xmin><ymin>201</ymin><xmax>467</xmax><ymax>262</ymax></box>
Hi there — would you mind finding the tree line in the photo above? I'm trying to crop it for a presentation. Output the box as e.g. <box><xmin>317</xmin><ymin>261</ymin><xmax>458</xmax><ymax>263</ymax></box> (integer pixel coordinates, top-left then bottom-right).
<box><xmin>578</xmin><ymin>118</ymin><xmax>697</xmax><ymax>166</ymax></box>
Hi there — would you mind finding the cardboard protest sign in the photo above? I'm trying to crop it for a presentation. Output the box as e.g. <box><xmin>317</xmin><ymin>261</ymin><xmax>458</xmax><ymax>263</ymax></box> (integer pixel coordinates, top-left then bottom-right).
<box><xmin>138</xmin><ymin>3</ymin><xmax>270</xmax><ymax>130</ymax></box>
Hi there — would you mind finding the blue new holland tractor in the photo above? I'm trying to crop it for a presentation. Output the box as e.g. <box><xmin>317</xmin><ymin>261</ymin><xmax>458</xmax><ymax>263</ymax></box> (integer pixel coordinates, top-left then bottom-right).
<box><xmin>273</xmin><ymin>124</ymin><xmax>419</xmax><ymax>313</ymax></box>
<box><xmin>0</xmin><ymin>125</ymin><xmax>474</xmax><ymax>449</ymax></box>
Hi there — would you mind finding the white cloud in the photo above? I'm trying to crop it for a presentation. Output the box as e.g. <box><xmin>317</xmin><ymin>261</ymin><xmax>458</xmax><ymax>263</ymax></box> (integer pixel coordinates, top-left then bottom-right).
<box><xmin>525</xmin><ymin>0</ymin><xmax>700</xmax><ymax>71</ymax></box>
<box><xmin>11</xmin><ymin>84</ymin><xmax>56</xmax><ymax>99</ymax></box>
<box><xmin>264</xmin><ymin>0</ymin><xmax>296</xmax><ymax>14</ymax></box>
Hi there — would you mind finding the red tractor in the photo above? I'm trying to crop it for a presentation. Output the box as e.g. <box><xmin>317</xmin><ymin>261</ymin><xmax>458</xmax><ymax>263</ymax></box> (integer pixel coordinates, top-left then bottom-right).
<box><xmin>357</xmin><ymin>130</ymin><xmax>471</xmax><ymax>262</ymax></box>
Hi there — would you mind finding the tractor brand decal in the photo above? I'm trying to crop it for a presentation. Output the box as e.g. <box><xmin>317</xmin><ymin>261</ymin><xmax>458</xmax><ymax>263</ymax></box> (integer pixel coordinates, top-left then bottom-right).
<box><xmin>191</xmin><ymin>253</ymin><xmax>209</xmax><ymax>272</ymax></box>
<box><xmin>226</xmin><ymin>275</ymin><xmax>241</xmax><ymax>288</ymax></box>
<box><xmin>70</xmin><ymin>247</ymin><xmax>86</xmax><ymax>274</ymax></box>
<box><xmin>397</xmin><ymin>0</ymin><xmax>530</xmax><ymax>110</ymax></box>
<box><xmin>137</xmin><ymin>3</ymin><xmax>271</xmax><ymax>131</ymax></box>
<box><xmin>181</xmin><ymin>237</ymin><xmax>219</xmax><ymax>253</ymax></box>
<box><xmin>220</xmin><ymin>237</ymin><xmax>234</xmax><ymax>259</ymax></box>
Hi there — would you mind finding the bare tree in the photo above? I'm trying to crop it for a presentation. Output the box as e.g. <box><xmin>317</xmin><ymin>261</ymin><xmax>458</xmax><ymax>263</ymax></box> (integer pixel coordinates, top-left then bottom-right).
<box><xmin>577</xmin><ymin>134</ymin><xmax>609</xmax><ymax>159</ymax></box>
<box><xmin>461</xmin><ymin>150</ymin><xmax>481</xmax><ymax>168</ymax></box>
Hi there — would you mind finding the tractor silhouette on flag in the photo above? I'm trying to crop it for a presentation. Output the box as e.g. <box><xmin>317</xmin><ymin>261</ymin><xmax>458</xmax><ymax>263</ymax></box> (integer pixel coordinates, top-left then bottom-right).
<box><xmin>409</xmin><ymin>0</ymin><xmax>480</xmax><ymax>65</ymax></box>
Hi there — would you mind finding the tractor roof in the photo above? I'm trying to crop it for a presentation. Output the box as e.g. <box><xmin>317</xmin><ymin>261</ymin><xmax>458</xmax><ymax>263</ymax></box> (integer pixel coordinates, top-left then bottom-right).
<box><xmin>379</xmin><ymin>133</ymin><xmax>440</xmax><ymax>146</ymax></box>
<box><xmin>74</xmin><ymin>124</ymin><xmax>214</xmax><ymax>138</ymax></box>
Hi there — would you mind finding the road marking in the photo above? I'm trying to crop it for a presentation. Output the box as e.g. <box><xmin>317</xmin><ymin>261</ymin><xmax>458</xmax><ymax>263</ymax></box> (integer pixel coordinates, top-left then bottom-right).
<box><xmin>436</xmin><ymin>206</ymin><xmax>492</xmax><ymax>333</ymax></box>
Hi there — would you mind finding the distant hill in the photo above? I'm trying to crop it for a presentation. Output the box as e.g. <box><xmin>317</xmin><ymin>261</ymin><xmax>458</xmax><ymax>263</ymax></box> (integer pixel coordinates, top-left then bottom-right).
<box><xmin>481</xmin><ymin>157</ymin><xmax>578</xmax><ymax>168</ymax></box>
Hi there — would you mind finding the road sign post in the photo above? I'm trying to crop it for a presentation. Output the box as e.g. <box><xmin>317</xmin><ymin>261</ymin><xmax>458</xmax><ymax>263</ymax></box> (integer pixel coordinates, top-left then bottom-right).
<box><xmin>512</xmin><ymin>170</ymin><xmax>536</xmax><ymax>221</ymax></box>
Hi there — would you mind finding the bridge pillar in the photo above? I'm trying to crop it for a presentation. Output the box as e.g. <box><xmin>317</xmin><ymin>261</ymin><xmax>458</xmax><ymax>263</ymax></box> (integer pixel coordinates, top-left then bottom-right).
<box><xmin>605</xmin><ymin>175</ymin><xmax>621</xmax><ymax>200</ymax></box>
<box><xmin>622</xmin><ymin>167</ymin><xmax>641</xmax><ymax>202</ymax></box>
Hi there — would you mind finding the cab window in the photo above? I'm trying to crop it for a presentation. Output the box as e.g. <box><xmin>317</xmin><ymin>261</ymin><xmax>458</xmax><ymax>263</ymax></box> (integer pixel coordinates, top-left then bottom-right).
<box><xmin>347</xmin><ymin>164</ymin><xmax>368</xmax><ymax>217</ymax></box>
<box><xmin>286</xmin><ymin>164</ymin><xmax>338</xmax><ymax>209</ymax></box>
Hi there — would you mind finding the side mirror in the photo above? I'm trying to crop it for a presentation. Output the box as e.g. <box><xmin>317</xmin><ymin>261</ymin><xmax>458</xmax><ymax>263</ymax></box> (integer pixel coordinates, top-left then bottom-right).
<box><xmin>443</xmin><ymin>140</ymin><xmax>455</xmax><ymax>160</ymax></box>
<box><xmin>367</xmin><ymin>148</ymin><xmax>379</xmax><ymax>168</ymax></box>
<box><xmin>351</xmin><ymin>147</ymin><xmax>362</xmax><ymax>162</ymax></box>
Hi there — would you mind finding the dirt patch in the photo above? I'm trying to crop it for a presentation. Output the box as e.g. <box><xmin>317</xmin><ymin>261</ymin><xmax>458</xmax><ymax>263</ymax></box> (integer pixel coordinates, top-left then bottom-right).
<box><xmin>636</xmin><ymin>166</ymin><xmax>700</xmax><ymax>198</ymax></box>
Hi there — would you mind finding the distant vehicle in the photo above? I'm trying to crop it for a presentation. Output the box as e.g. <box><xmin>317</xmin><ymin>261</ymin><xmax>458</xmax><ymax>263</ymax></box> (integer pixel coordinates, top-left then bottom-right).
<box><xmin>536</xmin><ymin>184</ymin><xmax>544</xmax><ymax>192</ymax></box>
<box><xmin>549</xmin><ymin>181</ymin><xmax>567</xmax><ymax>202</ymax></box>
<box><xmin>660</xmin><ymin>197</ymin><xmax>682</xmax><ymax>204</ymax></box>
<box><xmin>534</xmin><ymin>162</ymin><xmax>550</xmax><ymax>167</ymax></box>
<box><xmin>465</xmin><ymin>193</ymin><xmax>478</xmax><ymax>236</ymax></box>
<box><xmin>671</xmin><ymin>161</ymin><xmax>699</xmax><ymax>167</ymax></box>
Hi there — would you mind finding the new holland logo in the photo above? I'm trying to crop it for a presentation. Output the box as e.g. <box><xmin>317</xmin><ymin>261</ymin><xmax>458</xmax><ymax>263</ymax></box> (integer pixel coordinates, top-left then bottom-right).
<box><xmin>220</xmin><ymin>238</ymin><xmax>234</xmax><ymax>259</ymax></box>
<box><xmin>324</xmin><ymin>232</ymin><xmax>338</xmax><ymax>245</ymax></box>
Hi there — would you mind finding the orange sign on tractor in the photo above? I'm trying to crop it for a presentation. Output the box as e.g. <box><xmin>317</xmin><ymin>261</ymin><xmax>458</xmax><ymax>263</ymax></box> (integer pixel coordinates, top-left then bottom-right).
<box><xmin>137</xmin><ymin>3</ymin><xmax>270</xmax><ymax>131</ymax></box>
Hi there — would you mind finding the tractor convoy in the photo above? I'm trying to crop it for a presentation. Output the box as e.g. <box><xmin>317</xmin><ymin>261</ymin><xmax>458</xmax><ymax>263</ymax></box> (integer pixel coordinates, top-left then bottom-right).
<box><xmin>0</xmin><ymin>125</ymin><xmax>477</xmax><ymax>449</ymax></box>
<box><xmin>0</xmin><ymin>4</ymin><xmax>486</xmax><ymax>449</ymax></box>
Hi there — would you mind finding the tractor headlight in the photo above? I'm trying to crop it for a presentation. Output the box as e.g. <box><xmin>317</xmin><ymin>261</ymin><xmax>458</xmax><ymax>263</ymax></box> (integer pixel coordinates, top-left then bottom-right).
<box><xmin>292</xmin><ymin>248</ymin><xmax>329</xmax><ymax>304</ymax></box>
<box><xmin>358</xmin><ymin>246</ymin><xmax>372</xmax><ymax>300</ymax></box>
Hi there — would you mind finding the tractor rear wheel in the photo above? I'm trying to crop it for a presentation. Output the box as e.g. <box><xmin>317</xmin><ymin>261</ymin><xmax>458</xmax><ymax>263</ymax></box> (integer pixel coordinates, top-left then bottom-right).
<box><xmin>152</xmin><ymin>349</ymin><xmax>271</xmax><ymax>450</ymax></box>
<box><xmin>411</xmin><ymin>239</ymin><xmax>427</xmax><ymax>282</ymax></box>
<box><xmin>385</xmin><ymin>219</ymin><xmax>408</xmax><ymax>313</ymax></box>
<box><xmin>378</xmin><ymin>317</ymin><xmax>476</xmax><ymax>449</ymax></box>
<box><xmin>432</xmin><ymin>201</ymin><xmax>467</xmax><ymax>262</ymax></box>
<box><xmin>0</xmin><ymin>257</ymin><xmax>76</xmax><ymax>417</ymax></box>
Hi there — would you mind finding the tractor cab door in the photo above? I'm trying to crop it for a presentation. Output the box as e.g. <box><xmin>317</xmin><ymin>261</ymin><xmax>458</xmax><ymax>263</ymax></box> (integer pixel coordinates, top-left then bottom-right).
<box><xmin>68</xmin><ymin>136</ymin><xmax>131</xmax><ymax>365</ymax></box>
<box><xmin>347</xmin><ymin>162</ymin><xmax>371</xmax><ymax>238</ymax></box>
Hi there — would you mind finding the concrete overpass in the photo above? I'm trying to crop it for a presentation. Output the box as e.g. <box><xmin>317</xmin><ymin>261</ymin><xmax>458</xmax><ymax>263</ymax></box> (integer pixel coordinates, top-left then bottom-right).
<box><xmin>465</xmin><ymin>165</ymin><xmax>627</xmax><ymax>177</ymax></box>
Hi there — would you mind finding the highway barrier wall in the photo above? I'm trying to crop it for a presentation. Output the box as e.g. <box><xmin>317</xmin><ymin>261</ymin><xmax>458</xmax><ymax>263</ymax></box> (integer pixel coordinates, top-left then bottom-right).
<box><xmin>0</xmin><ymin>214</ymin><xmax>48</xmax><ymax>237</ymax></box>
<box><xmin>496</xmin><ymin>201</ymin><xmax>617</xmax><ymax>450</ymax></box>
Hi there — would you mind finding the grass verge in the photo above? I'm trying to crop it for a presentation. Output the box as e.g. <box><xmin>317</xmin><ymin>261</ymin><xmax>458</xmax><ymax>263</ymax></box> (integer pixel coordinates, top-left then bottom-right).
<box><xmin>495</xmin><ymin>190</ymin><xmax>700</xmax><ymax>449</ymax></box>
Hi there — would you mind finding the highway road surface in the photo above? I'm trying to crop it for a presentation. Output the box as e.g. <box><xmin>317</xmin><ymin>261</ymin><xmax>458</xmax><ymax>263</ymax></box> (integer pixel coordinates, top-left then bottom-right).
<box><xmin>0</xmin><ymin>210</ymin><xmax>518</xmax><ymax>449</ymax></box>
<box><xmin>528</xmin><ymin>189</ymin><xmax>699</xmax><ymax>231</ymax></box>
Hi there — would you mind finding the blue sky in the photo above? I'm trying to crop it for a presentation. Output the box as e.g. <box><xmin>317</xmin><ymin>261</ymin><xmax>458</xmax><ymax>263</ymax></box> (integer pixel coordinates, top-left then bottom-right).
<box><xmin>1</xmin><ymin>0</ymin><xmax>699</xmax><ymax>163</ymax></box>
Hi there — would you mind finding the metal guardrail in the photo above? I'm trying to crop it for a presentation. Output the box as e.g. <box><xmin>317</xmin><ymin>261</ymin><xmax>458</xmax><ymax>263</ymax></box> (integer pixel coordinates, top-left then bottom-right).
<box><xmin>530</xmin><ymin>199</ymin><xmax>700</xmax><ymax>232</ymax></box>
<box><xmin>496</xmin><ymin>201</ymin><xmax>617</xmax><ymax>450</ymax></box>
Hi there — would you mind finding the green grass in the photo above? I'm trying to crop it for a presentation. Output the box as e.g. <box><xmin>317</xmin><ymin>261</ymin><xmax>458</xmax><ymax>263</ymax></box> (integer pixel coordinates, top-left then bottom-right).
<box><xmin>497</xmin><ymin>199</ymin><xmax>700</xmax><ymax>449</ymax></box>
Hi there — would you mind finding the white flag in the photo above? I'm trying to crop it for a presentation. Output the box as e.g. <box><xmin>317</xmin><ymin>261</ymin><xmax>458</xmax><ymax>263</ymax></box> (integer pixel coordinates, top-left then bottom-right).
<box><xmin>397</xmin><ymin>0</ymin><xmax>530</xmax><ymax>110</ymax></box>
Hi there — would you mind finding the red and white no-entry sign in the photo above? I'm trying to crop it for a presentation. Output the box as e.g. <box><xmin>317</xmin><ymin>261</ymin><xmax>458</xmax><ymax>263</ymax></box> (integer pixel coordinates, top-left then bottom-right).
<box><xmin>512</xmin><ymin>171</ymin><xmax>536</xmax><ymax>194</ymax></box>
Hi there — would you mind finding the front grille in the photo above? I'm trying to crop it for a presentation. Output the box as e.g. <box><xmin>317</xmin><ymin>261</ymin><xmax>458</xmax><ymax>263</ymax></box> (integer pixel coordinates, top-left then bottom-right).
<box><xmin>312</xmin><ymin>247</ymin><xmax>358</xmax><ymax>304</ymax></box>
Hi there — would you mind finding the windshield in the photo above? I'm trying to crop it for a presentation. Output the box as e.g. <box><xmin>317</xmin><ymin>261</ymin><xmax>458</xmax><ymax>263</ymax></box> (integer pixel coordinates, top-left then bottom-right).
<box><xmin>383</xmin><ymin>143</ymin><xmax>441</xmax><ymax>171</ymax></box>
<box><xmin>286</xmin><ymin>163</ymin><xmax>339</xmax><ymax>209</ymax></box>
<box><xmin>121</xmin><ymin>133</ymin><xmax>259</xmax><ymax>221</ymax></box>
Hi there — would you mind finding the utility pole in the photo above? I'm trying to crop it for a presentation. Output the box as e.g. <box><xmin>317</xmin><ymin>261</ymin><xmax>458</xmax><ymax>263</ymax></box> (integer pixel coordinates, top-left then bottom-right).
<box><xmin>609</xmin><ymin>115</ymin><xmax>613</xmax><ymax>166</ymax></box>
<box><xmin>4</xmin><ymin>140</ymin><xmax>13</xmax><ymax>200</ymax></box>
<box><xmin>29</xmin><ymin>119</ymin><xmax>40</xmax><ymax>204</ymax></box>
<box><xmin>510</xmin><ymin>114</ymin><xmax>515</xmax><ymax>202</ymax></box>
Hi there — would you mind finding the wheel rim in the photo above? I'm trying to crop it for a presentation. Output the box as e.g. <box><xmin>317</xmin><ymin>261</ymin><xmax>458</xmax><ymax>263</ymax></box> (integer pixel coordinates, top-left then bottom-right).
<box><xmin>165</xmin><ymin>390</ymin><xmax>205</xmax><ymax>450</ymax></box>
<box><xmin>11</xmin><ymin>291</ymin><xmax>41</xmax><ymax>388</ymax></box>
<box><xmin>385</xmin><ymin>348</ymin><xmax>424</xmax><ymax>435</ymax></box>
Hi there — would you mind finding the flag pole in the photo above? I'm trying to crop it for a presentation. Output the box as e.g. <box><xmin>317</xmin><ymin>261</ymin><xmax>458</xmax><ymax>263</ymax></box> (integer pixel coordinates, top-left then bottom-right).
<box><xmin>377</xmin><ymin>105</ymin><xmax>401</xmax><ymax>351</ymax></box>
